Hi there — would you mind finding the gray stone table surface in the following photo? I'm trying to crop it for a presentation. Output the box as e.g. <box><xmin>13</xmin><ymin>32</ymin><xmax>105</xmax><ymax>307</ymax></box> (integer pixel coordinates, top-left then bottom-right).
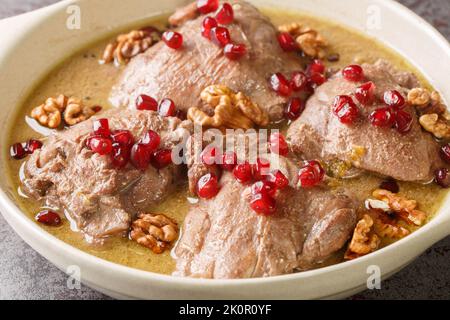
<box><xmin>0</xmin><ymin>0</ymin><xmax>449</xmax><ymax>300</ymax></box>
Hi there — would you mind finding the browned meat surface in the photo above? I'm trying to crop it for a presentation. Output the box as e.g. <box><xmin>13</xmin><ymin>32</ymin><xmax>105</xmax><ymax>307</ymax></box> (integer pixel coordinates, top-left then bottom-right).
<box><xmin>174</xmin><ymin>154</ymin><xmax>357</xmax><ymax>278</ymax></box>
<box><xmin>22</xmin><ymin>109</ymin><xmax>192</xmax><ymax>240</ymax></box>
<box><xmin>287</xmin><ymin>60</ymin><xmax>443</xmax><ymax>182</ymax></box>
<box><xmin>110</xmin><ymin>0</ymin><xmax>303</xmax><ymax>121</ymax></box>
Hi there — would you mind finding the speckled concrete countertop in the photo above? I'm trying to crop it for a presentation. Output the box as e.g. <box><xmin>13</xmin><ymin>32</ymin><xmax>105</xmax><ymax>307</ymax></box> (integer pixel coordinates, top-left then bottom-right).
<box><xmin>0</xmin><ymin>0</ymin><xmax>449</xmax><ymax>300</ymax></box>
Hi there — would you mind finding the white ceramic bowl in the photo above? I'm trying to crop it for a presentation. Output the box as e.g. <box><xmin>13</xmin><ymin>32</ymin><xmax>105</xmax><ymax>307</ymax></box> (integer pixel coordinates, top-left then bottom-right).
<box><xmin>0</xmin><ymin>0</ymin><xmax>449</xmax><ymax>299</ymax></box>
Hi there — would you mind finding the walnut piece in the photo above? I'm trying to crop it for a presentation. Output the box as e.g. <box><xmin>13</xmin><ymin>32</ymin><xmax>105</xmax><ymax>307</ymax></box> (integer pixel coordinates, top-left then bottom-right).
<box><xmin>130</xmin><ymin>213</ymin><xmax>179</xmax><ymax>254</ymax></box>
<box><xmin>419</xmin><ymin>113</ymin><xmax>450</xmax><ymax>139</ymax></box>
<box><xmin>100</xmin><ymin>28</ymin><xmax>160</xmax><ymax>66</ymax></box>
<box><xmin>187</xmin><ymin>85</ymin><xmax>269</xmax><ymax>130</ymax></box>
<box><xmin>64</xmin><ymin>98</ymin><xmax>97</xmax><ymax>126</ymax></box>
<box><xmin>370</xmin><ymin>210</ymin><xmax>410</xmax><ymax>239</ymax></box>
<box><xmin>372</xmin><ymin>189</ymin><xmax>427</xmax><ymax>226</ymax></box>
<box><xmin>407</xmin><ymin>88</ymin><xmax>431</xmax><ymax>107</ymax></box>
<box><xmin>344</xmin><ymin>214</ymin><xmax>380</xmax><ymax>260</ymax></box>
<box><xmin>278</xmin><ymin>22</ymin><xmax>328</xmax><ymax>58</ymax></box>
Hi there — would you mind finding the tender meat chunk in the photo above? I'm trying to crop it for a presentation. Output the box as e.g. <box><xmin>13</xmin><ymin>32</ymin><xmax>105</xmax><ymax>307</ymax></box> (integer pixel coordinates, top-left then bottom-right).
<box><xmin>110</xmin><ymin>0</ymin><xmax>303</xmax><ymax>121</ymax></box>
<box><xmin>22</xmin><ymin>108</ymin><xmax>192</xmax><ymax>240</ymax></box>
<box><xmin>287</xmin><ymin>60</ymin><xmax>444</xmax><ymax>182</ymax></box>
<box><xmin>174</xmin><ymin>156</ymin><xmax>357</xmax><ymax>278</ymax></box>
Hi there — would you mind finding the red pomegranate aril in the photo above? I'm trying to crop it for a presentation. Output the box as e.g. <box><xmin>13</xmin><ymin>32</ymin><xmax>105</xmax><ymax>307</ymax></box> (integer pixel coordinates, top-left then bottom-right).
<box><xmin>136</xmin><ymin>94</ymin><xmax>158</xmax><ymax>111</ymax></box>
<box><xmin>253</xmin><ymin>157</ymin><xmax>271</xmax><ymax>180</ymax></box>
<box><xmin>93</xmin><ymin>118</ymin><xmax>110</xmax><ymax>137</ymax></box>
<box><xmin>140</xmin><ymin>130</ymin><xmax>161</xmax><ymax>152</ymax></box>
<box><xmin>25</xmin><ymin>139</ymin><xmax>43</xmax><ymax>154</ymax></box>
<box><xmin>201</xmin><ymin>146</ymin><xmax>221</xmax><ymax>165</ymax></box>
<box><xmin>290</xmin><ymin>71</ymin><xmax>308</xmax><ymax>92</ymax></box>
<box><xmin>201</xmin><ymin>17</ymin><xmax>218</xmax><ymax>39</ymax></box>
<box><xmin>355</xmin><ymin>81</ymin><xmax>376</xmax><ymax>105</ymax></box>
<box><xmin>224</xmin><ymin>43</ymin><xmax>247</xmax><ymax>60</ymax></box>
<box><xmin>233</xmin><ymin>161</ymin><xmax>254</xmax><ymax>183</ymax></box>
<box><xmin>379</xmin><ymin>179</ymin><xmax>400</xmax><ymax>193</ymax></box>
<box><xmin>151</xmin><ymin>149</ymin><xmax>173</xmax><ymax>169</ymax></box>
<box><xmin>308</xmin><ymin>59</ymin><xmax>325</xmax><ymax>74</ymax></box>
<box><xmin>197</xmin><ymin>0</ymin><xmax>219</xmax><ymax>14</ymax></box>
<box><xmin>111</xmin><ymin>130</ymin><xmax>134</xmax><ymax>147</ymax></box>
<box><xmin>284</xmin><ymin>97</ymin><xmax>305</xmax><ymax>120</ymax></box>
<box><xmin>342</xmin><ymin>65</ymin><xmax>364</xmax><ymax>82</ymax></box>
<box><xmin>88</xmin><ymin>136</ymin><xmax>113</xmax><ymax>155</ymax></box>
<box><xmin>250</xmin><ymin>192</ymin><xmax>276</xmax><ymax>216</ymax></box>
<box><xmin>440</xmin><ymin>144</ymin><xmax>450</xmax><ymax>163</ymax></box>
<box><xmin>92</xmin><ymin>105</ymin><xmax>103</xmax><ymax>113</ymax></box>
<box><xmin>251</xmin><ymin>180</ymin><xmax>276</xmax><ymax>198</ymax></box>
<box><xmin>269</xmin><ymin>73</ymin><xmax>292</xmax><ymax>97</ymax></box>
<box><xmin>131</xmin><ymin>143</ymin><xmax>152</xmax><ymax>170</ymax></box>
<box><xmin>158</xmin><ymin>98</ymin><xmax>177</xmax><ymax>117</ymax></box>
<box><xmin>197</xmin><ymin>173</ymin><xmax>220</xmax><ymax>199</ymax></box>
<box><xmin>210</xmin><ymin>26</ymin><xmax>231</xmax><ymax>47</ymax></box>
<box><xmin>308</xmin><ymin>72</ymin><xmax>326</xmax><ymax>86</ymax></box>
<box><xmin>298</xmin><ymin>160</ymin><xmax>325</xmax><ymax>188</ymax></box>
<box><xmin>162</xmin><ymin>31</ymin><xmax>183</xmax><ymax>49</ymax></box>
<box><xmin>277</xmin><ymin>32</ymin><xmax>297</xmax><ymax>52</ymax></box>
<box><xmin>35</xmin><ymin>210</ymin><xmax>62</xmax><ymax>227</ymax></box>
<box><xmin>220</xmin><ymin>151</ymin><xmax>237</xmax><ymax>171</ymax></box>
<box><xmin>216</xmin><ymin>3</ymin><xmax>234</xmax><ymax>25</ymax></box>
<box><xmin>332</xmin><ymin>95</ymin><xmax>359</xmax><ymax>124</ymax></box>
<box><xmin>267</xmin><ymin>170</ymin><xmax>289</xmax><ymax>190</ymax></box>
<box><xmin>369</xmin><ymin>107</ymin><xmax>395</xmax><ymax>128</ymax></box>
<box><xmin>269</xmin><ymin>132</ymin><xmax>289</xmax><ymax>156</ymax></box>
<box><xmin>111</xmin><ymin>144</ymin><xmax>131</xmax><ymax>169</ymax></box>
<box><xmin>395</xmin><ymin>109</ymin><xmax>413</xmax><ymax>134</ymax></box>
<box><xmin>10</xmin><ymin>143</ymin><xmax>27</xmax><ymax>160</ymax></box>
<box><xmin>383</xmin><ymin>90</ymin><xmax>405</xmax><ymax>108</ymax></box>
<box><xmin>435</xmin><ymin>168</ymin><xmax>450</xmax><ymax>188</ymax></box>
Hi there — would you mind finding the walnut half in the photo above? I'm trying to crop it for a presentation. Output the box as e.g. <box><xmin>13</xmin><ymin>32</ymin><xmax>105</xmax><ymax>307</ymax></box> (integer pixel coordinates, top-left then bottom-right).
<box><xmin>344</xmin><ymin>214</ymin><xmax>380</xmax><ymax>260</ymax></box>
<box><xmin>130</xmin><ymin>213</ymin><xmax>179</xmax><ymax>254</ymax></box>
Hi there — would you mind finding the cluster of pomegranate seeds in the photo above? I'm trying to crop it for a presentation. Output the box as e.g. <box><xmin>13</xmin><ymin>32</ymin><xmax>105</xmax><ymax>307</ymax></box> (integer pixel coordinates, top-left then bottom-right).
<box><xmin>379</xmin><ymin>179</ymin><xmax>400</xmax><ymax>193</ymax></box>
<box><xmin>197</xmin><ymin>172</ymin><xmax>220</xmax><ymax>199</ymax></box>
<box><xmin>383</xmin><ymin>90</ymin><xmax>405</xmax><ymax>108</ymax></box>
<box><xmin>298</xmin><ymin>160</ymin><xmax>325</xmax><ymax>188</ymax></box>
<box><xmin>201</xmin><ymin>17</ymin><xmax>218</xmax><ymax>39</ymax></box>
<box><xmin>368</xmin><ymin>107</ymin><xmax>395</xmax><ymax>127</ymax></box>
<box><xmin>224</xmin><ymin>43</ymin><xmax>247</xmax><ymax>60</ymax></box>
<box><xmin>332</xmin><ymin>95</ymin><xmax>360</xmax><ymax>124</ymax></box>
<box><xmin>277</xmin><ymin>32</ymin><xmax>297</xmax><ymax>52</ymax></box>
<box><xmin>10</xmin><ymin>138</ymin><xmax>43</xmax><ymax>160</ymax></box>
<box><xmin>197</xmin><ymin>0</ymin><xmax>219</xmax><ymax>14</ymax></box>
<box><xmin>435</xmin><ymin>168</ymin><xmax>450</xmax><ymax>188</ymax></box>
<box><xmin>342</xmin><ymin>65</ymin><xmax>365</xmax><ymax>82</ymax></box>
<box><xmin>136</xmin><ymin>94</ymin><xmax>158</xmax><ymax>111</ymax></box>
<box><xmin>440</xmin><ymin>144</ymin><xmax>450</xmax><ymax>163</ymax></box>
<box><xmin>162</xmin><ymin>31</ymin><xmax>183</xmax><ymax>49</ymax></box>
<box><xmin>284</xmin><ymin>97</ymin><xmax>305</xmax><ymax>121</ymax></box>
<box><xmin>355</xmin><ymin>81</ymin><xmax>376</xmax><ymax>105</ymax></box>
<box><xmin>216</xmin><ymin>3</ymin><xmax>234</xmax><ymax>25</ymax></box>
<box><xmin>35</xmin><ymin>210</ymin><xmax>62</xmax><ymax>227</ymax></box>
<box><xmin>269</xmin><ymin>132</ymin><xmax>289</xmax><ymax>156</ymax></box>
<box><xmin>269</xmin><ymin>73</ymin><xmax>292</xmax><ymax>97</ymax></box>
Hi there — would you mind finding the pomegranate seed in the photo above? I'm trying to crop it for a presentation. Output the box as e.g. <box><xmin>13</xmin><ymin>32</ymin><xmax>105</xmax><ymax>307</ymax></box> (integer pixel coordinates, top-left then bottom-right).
<box><xmin>224</xmin><ymin>43</ymin><xmax>247</xmax><ymax>60</ymax></box>
<box><xmin>233</xmin><ymin>161</ymin><xmax>253</xmax><ymax>183</ymax></box>
<box><xmin>435</xmin><ymin>168</ymin><xmax>450</xmax><ymax>188</ymax></box>
<box><xmin>267</xmin><ymin>170</ymin><xmax>289</xmax><ymax>190</ymax></box>
<box><xmin>277</xmin><ymin>32</ymin><xmax>297</xmax><ymax>52</ymax></box>
<box><xmin>284</xmin><ymin>97</ymin><xmax>305</xmax><ymax>120</ymax></box>
<box><xmin>332</xmin><ymin>95</ymin><xmax>359</xmax><ymax>124</ymax></box>
<box><xmin>290</xmin><ymin>71</ymin><xmax>308</xmax><ymax>92</ymax></box>
<box><xmin>197</xmin><ymin>0</ymin><xmax>219</xmax><ymax>14</ymax></box>
<box><xmin>88</xmin><ymin>136</ymin><xmax>113</xmax><ymax>155</ymax></box>
<box><xmin>269</xmin><ymin>73</ymin><xmax>292</xmax><ymax>97</ymax></box>
<box><xmin>201</xmin><ymin>17</ymin><xmax>218</xmax><ymax>39</ymax></box>
<box><xmin>369</xmin><ymin>107</ymin><xmax>395</xmax><ymax>127</ymax></box>
<box><xmin>308</xmin><ymin>59</ymin><xmax>325</xmax><ymax>74</ymax></box>
<box><xmin>158</xmin><ymin>98</ymin><xmax>177</xmax><ymax>117</ymax></box>
<box><xmin>440</xmin><ymin>144</ymin><xmax>450</xmax><ymax>163</ymax></box>
<box><xmin>151</xmin><ymin>149</ymin><xmax>173</xmax><ymax>169</ymax></box>
<box><xmin>220</xmin><ymin>151</ymin><xmax>237</xmax><ymax>171</ymax></box>
<box><xmin>92</xmin><ymin>105</ymin><xmax>102</xmax><ymax>113</ymax></box>
<box><xmin>383</xmin><ymin>90</ymin><xmax>405</xmax><ymax>108</ymax></box>
<box><xmin>210</xmin><ymin>26</ymin><xmax>231</xmax><ymax>47</ymax></box>
<box><xmin>111</xmin><ymin>143</ymin><xmax>131</xmax><ymax>168</ymax></box>
<box><xmin>253</xmin><ymin>158</ymin><xmax>271</xmax><ymax>180</ymax></box>
<box><xmin>298</xmin><ymin>160</ymin><xmax>325</xmax><ymax>188</ymax></box>
<box><xmin>131</xmin><ymin>143</ymin><xmax>152</xmax><ymax>170</ymax></box>
<box><xmin>93</xmin><ymin>118</ymin><xmax>110</xmax><ymax>137</ymax></box>
<box><xmin>140</xmin><ymin>130</ymin><xmax>160</xmax><ymax>152</ymax></box>
<box><xmin>197</xmin><ymin>173</ymin><xmax>220</xmax><ymax>199</ymax></box>
<box><xmin>308</xmin><ymin>72</ymin><xmax>327</xmax><ymax>86</ymax></box>
<box><xmin>25</xmin><ymin>139</ymin><xmax>43</xmax><ymax>154</ymax></box>
<box><xmin>111</xmin><ymin>130</ymin><xmax>134</xmax><ymax>147</ymax></box>
<box><xmin>269</xmin><ymin>132</ymin><xmax>289</xmax><ymax>156</ymax></box>
<box><xmin>201</xmin><ymin>146</ymin><xmax>221</xmax><ymax>165</ymax></box>
<box><xmin>379</xmin><ymin>179</ymin><xmax>399</xmax><ymax>193</ymax></box>
<box><xmin>216</xmin><ymin>3</ymin><xmax>234</xmax><ymax>24</ymax></box>
<box><xmin>355</xmin><ymin>81</ymin><xmax>376</xmax><ymax>105</ymax></box>
<box><xmin>394</xmin><ymin>109</ymin><xmax>413</xmax><ymax>134</ymax></box>
<box><xmin>251</xmin><ymin>180</ymin><xmax>276</xmax><ymax>198</ymax></box>
<box><xmin>35</xmin><ymin>210</ymin><xmax>62</xmax><ymax>226</ymax></box>
<box><xmin>342</xmin><ymin>65</ymin><xmax>364</xmax><ymax>82</ymax></box>
<box><xmin>250</xmin><ymin>192</ymin><xmax>276</xmax><ymax>215</ymax></box>
<box><xmin>136</xmin><ymin>94</ymin><xmax>158</xmax><ymax>111</ymax></box>
<box><xmin>10</xmin><ymin>143</ymin><xmax>27</xmax><ymax>160</ymax></box>
<box><xmin>162</xmin><ymin>31</ymin><xmax>183</xmax><ymax>49</ymax></box>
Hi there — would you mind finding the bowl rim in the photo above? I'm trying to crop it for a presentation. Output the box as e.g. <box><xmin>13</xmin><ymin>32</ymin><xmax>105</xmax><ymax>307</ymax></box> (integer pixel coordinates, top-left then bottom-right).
<box><xmin>1</xmin><ymin>0</ymin><xmax>450</xmax><ymax>290</ymax></box>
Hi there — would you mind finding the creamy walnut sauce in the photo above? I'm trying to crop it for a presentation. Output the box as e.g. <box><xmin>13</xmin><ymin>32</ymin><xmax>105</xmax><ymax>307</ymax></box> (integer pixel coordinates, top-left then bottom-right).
<box><xmin>6</xmin><ymin>8</ymin><xmax>448</xmax><ymax>275</ymax></box>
